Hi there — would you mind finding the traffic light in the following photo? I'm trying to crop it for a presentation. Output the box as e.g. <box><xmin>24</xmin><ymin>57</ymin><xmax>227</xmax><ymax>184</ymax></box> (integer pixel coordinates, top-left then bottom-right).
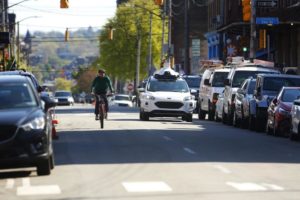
<box><xmin>154</xmin><ymin>0</ymin><xmax>164</xmax><ymax>6</ymax></box>
<box><xmin>65</xmin><ymin>28</ymin><xmax>69</xmax><ymax>42</ymax></box>
<box><xmin>259</xmin><ymin>29</ymin><xmax>267</xmax><ymax>49</ymax></box>
<box><xmin>108</xmin><ymin>27</ymin><xmax>113</xmax><ymax>40</ymax></box>
<box><xmin>60</xmin><ymin>0</ymin><xmax>69</xmax><ymax>8</ymax></box>
<box><xmin>242</xmin><ymin>0</ymin><xmax>251</xmax><ymax>22</ymax></box>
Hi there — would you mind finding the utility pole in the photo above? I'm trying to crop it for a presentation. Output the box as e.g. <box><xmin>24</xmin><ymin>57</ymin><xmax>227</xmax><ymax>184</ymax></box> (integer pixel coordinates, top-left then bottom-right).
<box><xmin>17</xmin><ymin>21</ymin><xmax>20</xmax><ymax>68</ymax></box>
<box><xmin>249</xmin><ymin>0</ymin><xmax>256</xmax><ymax>61</ymax></box>
<box><xmin>168</xmin><ymin>0</ymin><xmax>172</xmax><ymax>66</ymax></box>
<box><xmin>148</xmin><ymin>13</ymin><xmax>153</xmax><ymax>77</ymax></box>
<box><xmin>184</xmin><ymin>0</ymin><xmax>190</xmax><ymax>74</ymax></box>
<box><xmin>135</xmin><ymin>18</ymin><xmax>141</xmax><ymax>95</ymax></box>
<box><xmin>161</xmin><ymin>1</ymin><xmax>167</xmax><ymax>64</ymax></box>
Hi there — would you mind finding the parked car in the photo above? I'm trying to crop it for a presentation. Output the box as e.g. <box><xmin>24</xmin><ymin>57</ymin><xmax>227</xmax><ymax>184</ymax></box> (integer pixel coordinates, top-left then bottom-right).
<box><xmin>182</xmin><ymin>74</ymin><xmax>202</xmax><ymax>112</ymax></box>
<box><xmin>291</xmin><ymin>99</ymin><xmax>300</xmax><ymax>141</ymax></box>
<box><xmin>54</xmin><ymin>90</ymin><xmax>75</xmax><ymax>105</ymax></box>
<box><xmin>198</xmin><ymin>67</ymin><xmax>230</xmax><ymax>120</ymax></box>
<box><xmin>266</xmin><ymin>87</ymin><xmax>300</xmax><ymax>136</ymax></box>
<box><xmin>139</xmin><ymin>67</ymin><xmax>196</xmax><ymax>122</ymax></box>
<box><xmin>0</xmin><ymin>70</ymin><xmax>43</xmax><ymax>92</ymax></box>
<box><xmin>251</xmin><ymin>74</ymin><xmax>300</xmax><ymax>132</ymax></box>
<box><xmin>111</xmin><ymin>94</ymin><xmax>133</xmax><ymax>107</ymax></box>
<box><xmin>233</xmin><ymin>77</ymin><xmax>256</xmax><ymax>128</ymax></box>
<box><xmin>223</xmin><ymin>64</ymin><xmax>280</xmax><ymax>125</ymax></box>
<box><xmin>215</xmin><ymin>90</ymin><xmax>225</xmax><ymax>122</ymax></box>
<box><xmin>0</xmin><ymin>75</ymin><xmax>56</xmax><ymax>176</ymax></box>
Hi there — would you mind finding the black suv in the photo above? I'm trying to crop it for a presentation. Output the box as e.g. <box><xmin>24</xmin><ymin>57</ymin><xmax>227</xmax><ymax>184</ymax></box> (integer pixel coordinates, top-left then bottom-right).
<box><xmin>0</xmin><ymin>75</ymin><xmax>56</xmax><ymax>175</ymax></box>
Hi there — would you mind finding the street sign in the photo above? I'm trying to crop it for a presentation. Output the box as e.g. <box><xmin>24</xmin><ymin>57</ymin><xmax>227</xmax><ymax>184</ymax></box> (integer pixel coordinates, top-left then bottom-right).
<box><xmin>127</xmin><ymin>83</ymin><xmax>134</xmax><ymax>91</ymax></box>
<box><xmin>257</xmin><ymin>0</ymin><xmax>278</xmax><ymax>8</ymax></box>
<box><xmin>256</xmin><ymin>17</ymin><xmax>279</xmax><ymax>25</ymax></box>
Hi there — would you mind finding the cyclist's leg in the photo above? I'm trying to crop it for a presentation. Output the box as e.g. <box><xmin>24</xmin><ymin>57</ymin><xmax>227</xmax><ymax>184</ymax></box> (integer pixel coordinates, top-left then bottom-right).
<box><xmin>103</xmin><ymin>95</ymin><xmax>109</xmax><ymax>112</ymax></box>
<box><xmin>95</xmin><ymin>95</ymin><xmax>100</xmax><ymax>120</ymax></box>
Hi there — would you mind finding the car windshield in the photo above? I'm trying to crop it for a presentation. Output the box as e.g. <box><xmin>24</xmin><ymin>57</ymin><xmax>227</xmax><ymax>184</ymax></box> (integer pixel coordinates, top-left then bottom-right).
<box><xmin>232</xmin><ymin>70</ymin><xmax>277</xmax><ymax>87</ymax></box>
<box><xmin>148</xmin><ymin>79</ymin><xmax>189</xmax><ymax>92</ymax></box>
<box><xmin>211</xmin><ymin>72</ymin><xmax>229</xmax><ymax>87</ymax></box>
<box><xmin>114</xmin><ymin>95</ymin><xmax>130</xmax><ymax>101</ymax></box>
<box><xmin>263</xmin><ymin>77</ymin><xmax>300</xmax><ymax>92</ymax></box>
<box><xmin>184</xmin><ymin>77</ymin><xmax>201</xmax><ymax>88</ymax></box>
<box><xmin>282</xmin><ymin>89</ymin><xmax>300</xmax><ymax>102</ymax></box>
<box><xmin>0</xmin><ymin>83</ymin><xmax>38</xmax><ymax>109</ymax></box>
<box><xmin>55</xmin><ymin>91</ymin><xmax>71</xmax><ymax>97</ymax></box>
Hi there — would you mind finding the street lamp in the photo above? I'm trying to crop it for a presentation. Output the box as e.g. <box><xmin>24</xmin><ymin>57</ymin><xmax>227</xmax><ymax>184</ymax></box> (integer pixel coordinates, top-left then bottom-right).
<box><xmin>16</xmin><ymin>16</ymin><xmax>40</xmax><ymax>68</ymax></box>
<box><xmin>1</xmin><ymin>0</ymin><xmax>37</xmax><ymax>31</ymax></box>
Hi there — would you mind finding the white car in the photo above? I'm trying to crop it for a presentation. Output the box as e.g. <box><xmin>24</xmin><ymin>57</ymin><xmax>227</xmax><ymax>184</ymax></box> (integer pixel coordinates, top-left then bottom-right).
<box><xmin>139</xmin><ymin>67</ymin><xmax>196</xmax><ymax>122</ymax></box>
<box><xmin>111</xmin><ymin>94</ymin><xmax>133</xmax><ymax>107</ymax></box>
<box><xmin>54</xmin><ymin>90</ymin><xmax>74</xmax><ymax>106</ymax></box>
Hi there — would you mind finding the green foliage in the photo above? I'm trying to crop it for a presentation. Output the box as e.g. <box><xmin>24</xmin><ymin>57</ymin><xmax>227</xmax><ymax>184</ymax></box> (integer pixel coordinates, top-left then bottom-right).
<box><xmin>55</xmin><ymin>77</ymin><xmax>72</xmax><ymax>91</ymax></box>
<box><xmin>98</xmin><ymin>0</ymin><xmax>163</xmax><ymax>81</ymax></box>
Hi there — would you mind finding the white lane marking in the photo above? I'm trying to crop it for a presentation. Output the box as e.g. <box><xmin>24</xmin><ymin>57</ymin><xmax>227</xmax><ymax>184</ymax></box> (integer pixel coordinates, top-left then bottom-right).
<box><xmin>122</xmin><ymin>182</ymin><xmax>172</xmax><ymax>193</ymax></box>
<box><xmin>213</xmin><ymin>165</ymin><xmax>232</xmax><ymax>174</ymax></box>
<box><xmin>163</xmin><ymin>136</ymin><xmax>173</xmax><ymax>141</ymax></box>
<box><xmin>183</xmin><ymin>147</ymin><xmax>196</xmax><ymax>155</ymax></box>
<box><xmin>22</xmin><ymin>178</ymin><xmax>31</xmax><ymax>187</ymax></box>
<box><xmin>261</xmin><ymin>183</ymin><xmax>284</xmax><ymax>191</ymax></box>
<box><xmin>5</xmin><ymin>179</ymin><xmax>15</xmax><ymax>189</ymax></box>
<box><xmin>17</xmin><ymin>185</ymin><xmax>61</xmax><ymax>196</ymax></box>
<box><xmin>17</xmin><ymin>178</ymin><xmax>61</xmax><ymax>196</ymax></box>
<box><xmin>227</xmin><ymin>182</ymin><xmax>267</xmax><ymax>191</ymax></box>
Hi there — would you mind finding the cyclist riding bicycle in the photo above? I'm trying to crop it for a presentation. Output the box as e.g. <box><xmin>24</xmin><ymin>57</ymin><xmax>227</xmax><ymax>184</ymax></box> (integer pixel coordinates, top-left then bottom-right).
<box><xmin>91</xmin><ymin>69</ymin><xmax>114</xmax><ymax>120</ymax></box>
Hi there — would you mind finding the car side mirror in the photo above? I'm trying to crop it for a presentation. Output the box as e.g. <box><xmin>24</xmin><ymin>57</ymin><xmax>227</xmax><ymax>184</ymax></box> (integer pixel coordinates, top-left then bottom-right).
<box><xmin>37</xmin><ymin>86</ymin><xmax>44</xmax><ymax>93</ymax></box>
<box><xmin>237</xmin><ymin>88</ymin><xmax>245</xmax><ymax>95</ymax></box>
<box><xmin>138</xmin><ymin>87</ymin><xmax>145</xmax><ymax>92</ymax></box>
<box><xmin>41</xmin><ymin>96</ymin><xmax>56</xmax><ymax>111</ymax></box>
<box><xmin>272</xmin><ymin>98</ymin><xmax>278</xmax><ymax>105</ymax></box>
<box><xmin>224</xmin><ymin>79</ymin><xmax>230</xmax><ymax>86</ymax></box>
<box><xmin>204</xmin><ymin>79</ymin><xmax>210</xmax><ymax>86</ymax></box>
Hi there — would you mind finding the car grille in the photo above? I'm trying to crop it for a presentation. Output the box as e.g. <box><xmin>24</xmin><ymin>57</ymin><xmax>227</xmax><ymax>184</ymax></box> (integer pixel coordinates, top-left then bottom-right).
<box><xmin>0</xmin><ymin>125</ymin><xmax>17</xmax><ymax>142</ymax></box>
<box><xmin>58</xmin><ymin>99</ymin><xmax>68</xmax><ymax>102</ymax></box>
<box><xmin>155</xmin><ymin>101</ymin><xmax>183</xmax><ymax>109</ymax></box>
<box><xmin>118</xmin><ymin>103</ymin><xmax>129</xmax><ymax>107</ymax></box>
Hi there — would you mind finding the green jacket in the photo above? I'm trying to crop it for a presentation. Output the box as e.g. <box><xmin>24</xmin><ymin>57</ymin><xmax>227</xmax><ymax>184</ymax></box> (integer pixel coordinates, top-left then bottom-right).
<box><xmin>91</xmin><ymin>76</ymin><xmax>113</xmax><ymax>94</ymax></box>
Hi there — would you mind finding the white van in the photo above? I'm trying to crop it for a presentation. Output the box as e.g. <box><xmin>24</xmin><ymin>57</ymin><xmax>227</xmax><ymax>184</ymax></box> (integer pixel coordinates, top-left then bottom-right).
<box><xmin>198</xmin><ymin>68</ymin><xmax>230</xmax><ymax>120</ymax></box>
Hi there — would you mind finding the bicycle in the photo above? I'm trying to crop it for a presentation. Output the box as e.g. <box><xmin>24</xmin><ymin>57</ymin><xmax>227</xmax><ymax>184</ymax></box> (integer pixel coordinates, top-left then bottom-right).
<box><xmin>96</xmin><ymin>94</ymin><xmax>107</xmax><ymax>129</ymax></box>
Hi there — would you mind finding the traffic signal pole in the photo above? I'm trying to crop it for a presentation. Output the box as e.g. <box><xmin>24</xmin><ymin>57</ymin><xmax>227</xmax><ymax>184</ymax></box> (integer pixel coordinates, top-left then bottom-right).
<box><xmin>249</xmin><ymin>0</ymin><xmax>256</xmax><ymax>61</ymax></box>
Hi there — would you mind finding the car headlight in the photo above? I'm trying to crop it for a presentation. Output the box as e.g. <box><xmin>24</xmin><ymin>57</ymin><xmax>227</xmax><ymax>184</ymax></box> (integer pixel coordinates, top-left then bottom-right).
<box><xmin>278</xmin><ymin>107</ymin><xmax>290</xmax><ymax>116</ymax></box>
<box><xmin>184</xmin><ymin>96</ymin><xmax>194</xmax><ymax>101</ymax></box>
<box><xmin>22</xmin><ymin>117</ymin><xmax>45</xmax><ymax>132</ymax></box>
<box><xmin>146</xmin><ymin>95</ymin><xmax>155</xmax><ymax>100</ymax></box>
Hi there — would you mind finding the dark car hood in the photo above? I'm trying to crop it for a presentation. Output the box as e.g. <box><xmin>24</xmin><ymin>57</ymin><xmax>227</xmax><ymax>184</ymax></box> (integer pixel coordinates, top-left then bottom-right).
<box><xmin>0</xmin><ymin>107</ymin><xmax>42</xmax><ymax>126</ymax></box>
<box><xmin>280</xmin><ymin>102</ymin><xmax>292</xmax><ymax>112</ymax></box>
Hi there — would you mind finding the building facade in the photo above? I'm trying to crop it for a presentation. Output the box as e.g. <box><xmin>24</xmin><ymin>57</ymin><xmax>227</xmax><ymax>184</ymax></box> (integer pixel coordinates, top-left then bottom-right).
<box><xmin>171</xmin><ymin>0</ymin><xmax>208</xmax><ymax>74</ymax></box>
<box><xmin>206</xmin><ymin>0</ymin><xmax>300</xmax><ymax>68</ymax></box>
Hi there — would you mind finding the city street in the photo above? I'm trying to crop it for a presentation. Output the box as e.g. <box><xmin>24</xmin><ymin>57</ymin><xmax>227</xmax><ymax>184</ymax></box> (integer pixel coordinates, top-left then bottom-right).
<box><xmin>1</xmin><ymin>104</ymin><xmax>300</xmax><ymax>200</ymax></box>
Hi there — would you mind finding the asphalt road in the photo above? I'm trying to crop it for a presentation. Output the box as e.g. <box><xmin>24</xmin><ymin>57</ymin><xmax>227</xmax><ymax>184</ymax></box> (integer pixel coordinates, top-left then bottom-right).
<box><xmin>1</xmin><ymin>104</ymin><xmax>300</xmax><ymax>200</ymax></box>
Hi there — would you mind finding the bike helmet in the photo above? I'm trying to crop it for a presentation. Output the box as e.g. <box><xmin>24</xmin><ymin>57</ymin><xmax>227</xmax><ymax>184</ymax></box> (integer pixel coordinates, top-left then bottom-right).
<box><xmin>98</xmin><ymin>69</ymin><xmax>106</xmax><ymax>73</ymax></box>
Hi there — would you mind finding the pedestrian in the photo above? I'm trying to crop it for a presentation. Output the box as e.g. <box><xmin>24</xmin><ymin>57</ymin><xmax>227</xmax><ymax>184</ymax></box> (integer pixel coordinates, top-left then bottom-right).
<box><xmin>91</xmin><ymin>69</ymin><xmax>114</xmax><ymax>120</ymax></box>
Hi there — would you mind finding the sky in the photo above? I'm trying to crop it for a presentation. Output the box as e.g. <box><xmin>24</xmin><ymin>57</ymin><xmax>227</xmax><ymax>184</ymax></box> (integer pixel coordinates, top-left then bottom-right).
<box><xmin>8</xmin><ymin>0</ymin><xmax>117</xmax><ymax>35</ymax></box>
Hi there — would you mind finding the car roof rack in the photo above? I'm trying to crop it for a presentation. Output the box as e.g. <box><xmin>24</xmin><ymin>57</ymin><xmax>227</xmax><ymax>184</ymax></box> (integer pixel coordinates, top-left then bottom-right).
<box><xmin>153</xmin><ymin>67</ymin><xmax>179</xmax><ymax>80</ymax></box>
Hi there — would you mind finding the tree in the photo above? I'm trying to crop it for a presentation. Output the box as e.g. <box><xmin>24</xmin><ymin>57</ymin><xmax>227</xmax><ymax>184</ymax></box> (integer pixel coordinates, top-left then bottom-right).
<box><xmin>55</xmin><ymin>77</ymin><xmax>72</xmax><ymax>91</ymax></box>
<box><xmin>98</xmin><ymin>0</ymin><xmax>163</xmax><ymax>81</ymax></box>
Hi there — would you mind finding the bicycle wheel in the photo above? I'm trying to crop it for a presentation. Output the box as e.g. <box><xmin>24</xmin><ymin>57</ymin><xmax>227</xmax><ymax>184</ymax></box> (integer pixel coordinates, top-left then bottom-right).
<box><xmin>99</xmin><ymin>104</ymin><xmax>104</xmax><ymax>129</ymax></box>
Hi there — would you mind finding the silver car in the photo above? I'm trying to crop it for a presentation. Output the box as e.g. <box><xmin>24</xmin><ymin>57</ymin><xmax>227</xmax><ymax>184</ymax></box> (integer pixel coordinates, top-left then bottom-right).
<box><xmin>290</xmin><ymin>99</ymin><xmax>300</xmax><ymax>141</ymax></box>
